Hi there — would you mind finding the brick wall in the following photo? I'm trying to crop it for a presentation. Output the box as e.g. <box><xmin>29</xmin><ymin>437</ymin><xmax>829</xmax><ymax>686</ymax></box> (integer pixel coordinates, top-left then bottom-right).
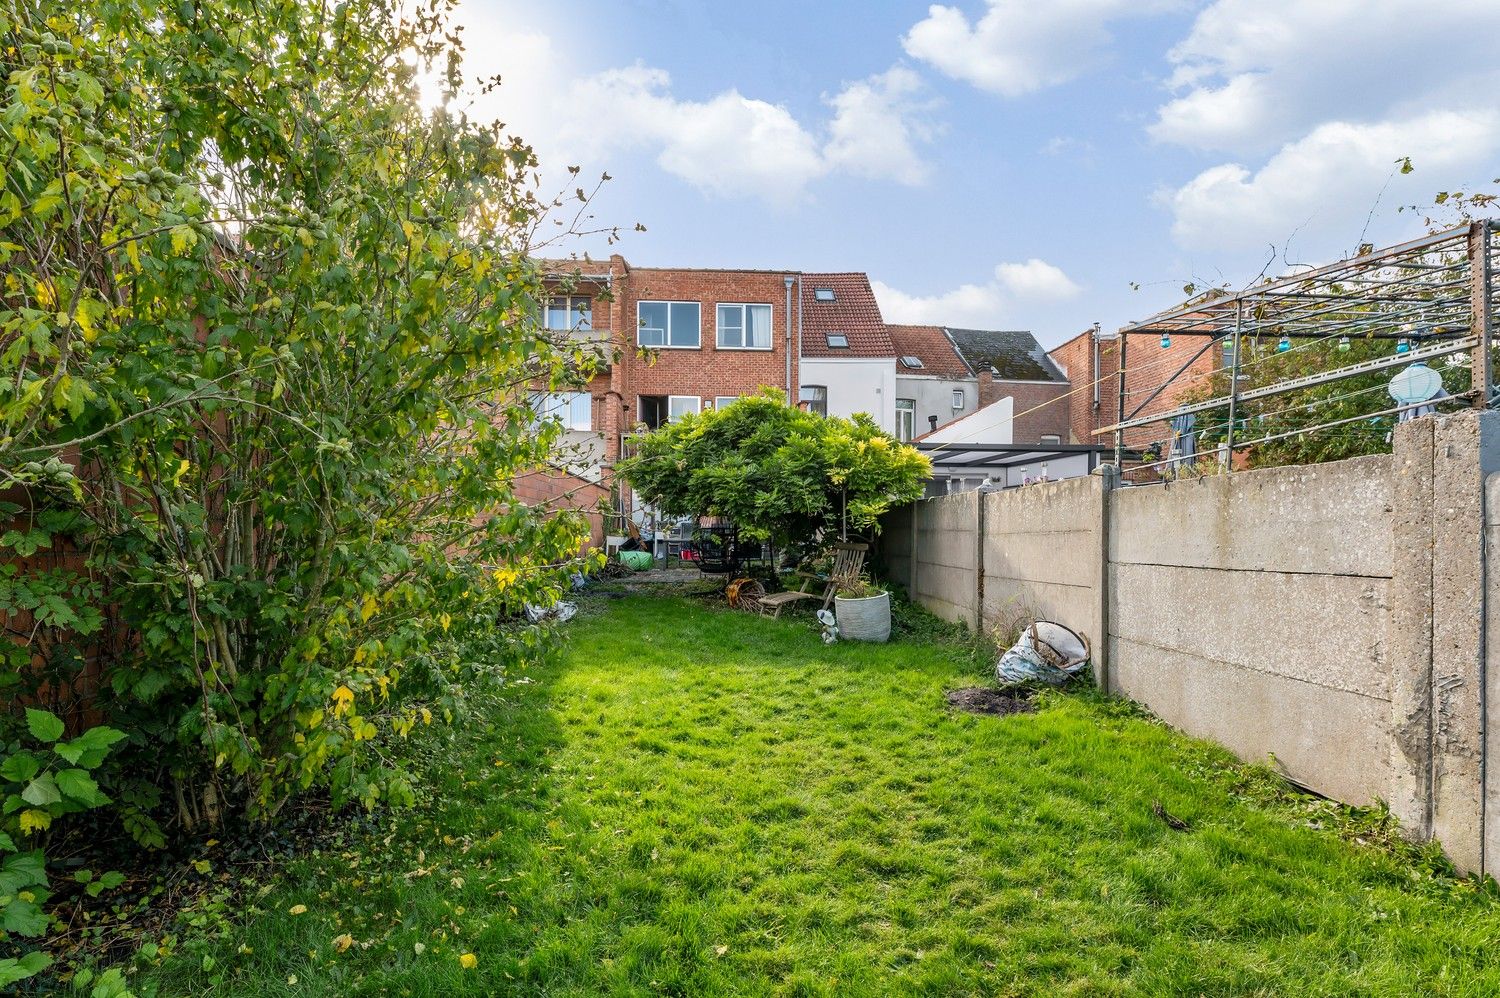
<box><xmin>976</xmin><ymin>374</ymin><xmax>1072</xmax><ymax>444</ymax></box>
<box><xmin>1049</xmin><ymin>330</ymin><xmax>1219</xmax><ymax>451</ymax></box>
<box><xmin>616</xmin><ymin>267</ymin><xmax>799</xmax><ymax>422</ymax></box>
<box><xmin>513</xmin><ymin>470</ymin><xmax>609</xmax><ymax>549</ymax></box>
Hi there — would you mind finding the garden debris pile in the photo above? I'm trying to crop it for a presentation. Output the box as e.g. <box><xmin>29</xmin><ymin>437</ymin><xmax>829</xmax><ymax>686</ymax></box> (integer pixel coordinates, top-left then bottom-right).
<box><xmin>997</xmin><ymin>621</ymin><xmax>1091</xmax><ymax>686</ymax></box>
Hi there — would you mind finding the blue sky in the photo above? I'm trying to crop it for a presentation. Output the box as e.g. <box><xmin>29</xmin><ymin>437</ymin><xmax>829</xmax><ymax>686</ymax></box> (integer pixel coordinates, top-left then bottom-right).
<box><xmin>448</xmin><ymin>0</ymin><xmax>1500</xmax><ymax>348</ymax></box>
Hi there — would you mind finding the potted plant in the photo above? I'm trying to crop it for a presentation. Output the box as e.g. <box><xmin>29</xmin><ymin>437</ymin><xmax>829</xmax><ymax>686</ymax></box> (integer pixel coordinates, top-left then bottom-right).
<box><xmin>834</xmin><ymin>576</ymin><xmax>890</xmax><ymax>643</ymax></box>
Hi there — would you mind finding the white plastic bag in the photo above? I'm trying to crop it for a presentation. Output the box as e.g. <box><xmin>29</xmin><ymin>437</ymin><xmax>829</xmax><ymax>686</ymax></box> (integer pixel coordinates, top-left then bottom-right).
<box><xmin>996</xmin><ymin>621</ymin><xmax>1090</xmax><ymax>686</ymax></box>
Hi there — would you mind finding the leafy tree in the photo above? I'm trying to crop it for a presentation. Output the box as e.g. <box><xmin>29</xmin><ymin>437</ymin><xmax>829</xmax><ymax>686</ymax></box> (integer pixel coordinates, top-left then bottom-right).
<box><xmin>2</xmin><ymin>0</ymin><xmax>602</xmax><ymax>862</ymax></box>
<box><xmin>618</xmin><ymin>391</ymin><xmax>930</xmax><ymax>558</ymax></box>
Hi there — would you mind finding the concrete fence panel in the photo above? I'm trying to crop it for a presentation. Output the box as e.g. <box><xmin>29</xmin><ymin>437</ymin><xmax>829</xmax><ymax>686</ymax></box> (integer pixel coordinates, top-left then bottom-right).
<box><xmin>881</xmin><ymin>410</ymin><xmax>1500</xmax><ymax>875</ymax></box>
<box><xmin>912</xmin><ymin>491</ymin><xmax>978</xmax><ymax>626</ymax></box>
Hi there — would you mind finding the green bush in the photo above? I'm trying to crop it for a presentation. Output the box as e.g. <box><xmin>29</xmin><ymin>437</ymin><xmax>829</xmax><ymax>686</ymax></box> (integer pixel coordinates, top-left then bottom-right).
<box><xmin>0</xmin><ymin>0</ymin><xmax>595</xmax><ymax>880</ymax></box>
<box><xmin>618</xmin><ymin>391</ymin><xmax>929</xmax><ymax>557</ymax></box>
<box><xmin>0</xmin><ymin>709</ymin><xmax>125</xmax><ymax>988</ymax></box>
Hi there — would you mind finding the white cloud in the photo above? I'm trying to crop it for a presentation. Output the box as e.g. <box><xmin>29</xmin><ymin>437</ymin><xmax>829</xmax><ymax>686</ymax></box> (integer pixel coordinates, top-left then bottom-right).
<box><xmin>1150</xmin><ymin>0</ymin><xmax>1500</xmax><ymax>254</ymax></box>
<box><xmin>564</xmin><ymin>66</ymin><xmax>828</xmax><ymax>203</ymax></box>
<box><xmin>1161</xmin><ymin>110</ymin><xmax>1500</xmax><ymax>250</ymax></box>
<box><xmin>1152</xmin><ymin>0</ymin><xmax>1500</xmax><ymax>154</ymax></box>
<box><xmin>823</xmin><ymin>66</ymin><xmax>937</xmax><ymax>186</ymax></box>
<box><xmin>431</xmin><ymin>8</ymin><xmax>936</xmax><ymax>204</ymax></box>
<box><xmin>995</xmin><ymin>259</ymin><xmax>1082</xmax><ymax>299</ymax></box>
<box><xmin>903</xmin><ymin>0</ymin><xmax>1182</xmax><ymax>97</ymax></box>
<box><xmin>873</xmin><ymin>259</ymin><xmax>1081</xmax><ymax>326</ymax></box>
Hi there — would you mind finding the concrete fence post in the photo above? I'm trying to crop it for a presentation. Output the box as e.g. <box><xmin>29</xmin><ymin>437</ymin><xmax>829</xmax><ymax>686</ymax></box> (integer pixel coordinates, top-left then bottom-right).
<box><xmin>1391</xmin><ymin>410</ymin><xmax>1499</xmax><ymax>874</ymax></box>
<box><xmin>1095</xmin><ymin>464</ymin><xmax>1118</xmax><ymax>693</ymax></box>
<box><xmin>974</xmin><ymin>489</ymin><xmax>986</xmax><ymax>632</ymax></box>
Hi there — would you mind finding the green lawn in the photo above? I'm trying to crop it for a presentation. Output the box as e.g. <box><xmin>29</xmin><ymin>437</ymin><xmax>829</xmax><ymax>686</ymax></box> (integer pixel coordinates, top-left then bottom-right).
<box><xmin>135</xmin><ymin>593</ymin><xmax>1500</xmax><ymax>996</ymax></box>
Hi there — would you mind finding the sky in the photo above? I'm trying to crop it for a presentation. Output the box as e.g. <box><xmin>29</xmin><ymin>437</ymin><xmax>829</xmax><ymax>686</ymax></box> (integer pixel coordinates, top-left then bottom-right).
<box><xmin>439</xmin><ymin>0</ymin><xmax>1500</xmax><ymax>349</ymax></box>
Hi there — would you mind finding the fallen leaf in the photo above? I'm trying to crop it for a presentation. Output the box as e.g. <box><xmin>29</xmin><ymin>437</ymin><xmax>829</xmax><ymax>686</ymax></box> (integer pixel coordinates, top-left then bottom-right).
<box><xmin>289</xmin><ymin>904</ymin><xmax>308</xmax><ymax>916</ymax></box>
<box><xmin>714</xmin><ymin>945</ymin><xmax>728</xmax><ymax>956</ymax></box>
<box><xmin>333</xmin><ymin>933</ymin><xmax>354</xmax><ymax>953</ymax></box>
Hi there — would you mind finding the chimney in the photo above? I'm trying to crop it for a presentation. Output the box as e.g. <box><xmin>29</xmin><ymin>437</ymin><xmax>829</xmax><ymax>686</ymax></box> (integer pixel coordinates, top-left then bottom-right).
<box><xmin>928</xmin><ymin>414</ymin><xmax>938</xmax><ymax>432</ymax></box>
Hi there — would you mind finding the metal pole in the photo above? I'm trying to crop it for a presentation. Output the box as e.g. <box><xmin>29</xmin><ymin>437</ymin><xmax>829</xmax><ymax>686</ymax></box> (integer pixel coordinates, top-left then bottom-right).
<box><xmin>1113</xmin><ymin>331</ymin><xmax>1128</xmax><ymax>468</ymax></box>
<box><xmin>1225</xmin><ymin>301</ymin><xmax>1243</xmax><ymax>467</ymax></box>
<box><xmin>1471</xmin><ymin>221</ymin><xmax>1493</xmax><ymax>408</ymax></box>
<box><xmin>783</xmin><ymin>276</ymin><xmax>795</xmax><ymax>405</ymax></box>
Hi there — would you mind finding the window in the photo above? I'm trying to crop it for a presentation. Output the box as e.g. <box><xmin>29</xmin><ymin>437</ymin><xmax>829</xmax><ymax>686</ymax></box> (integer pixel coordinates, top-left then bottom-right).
<box><xmin>1040</xmin><ymin>434</ymin><xmax>1062</xmax><ymax>446</ymax></box>
<box><xmin>531</xmin><ymin>391</ymin><xmax>592</xmax><ymax>431</ymax></box>
<box><xmin>716</xmin><ymin>303</ymin><xmax>773</xmax><ymax>349</ymax></box>
<box><xmin>714</xmin><ymin>396</ymin><xmax>740</xmax><ymax>410</ymax></box>
<box><xmin>637</xmin><ymin>395</ymin><xmax>666</xmax><ymax>430</ymax></box>
<box><xmin>637</xmin><ymin>301</ymin><xmax>701</xmax><ymax>348</ymax></box>
<box><xmin>951</xmin><ymin>388</ymin><xmax>965</xmax><ymax>410</ymax></box>
<box><xmin>813</xmin><ymin>287</ymin><xmax>836</xmax><ymax>302</ymax></box>
<box><xmin>826</xmin><ymin>333</ymin><xmax>849</xmax><ymax>349</ymax></box>
<box><xmin>900</xmin><ymin>355</ymin><xmax>924</xmax><ymax>369</ymax></box>
<box><xmin>668</xmin><ymin>395</ymin><xmax>701</xmax><ymax>422</ymax></box>
<box><xmin>800</xmin><ymin>385</ymin><xmax>827</xmax><ymax>416</ymax></box>
<box><xmin>544</xmin><ymin>295</ymin><xmax>592</xmax><ymax>331</ymax></box>
<box><xmin>896</xmin><ymin>399</ymin><xmax>915</xmax><ymax>441</ymax></box>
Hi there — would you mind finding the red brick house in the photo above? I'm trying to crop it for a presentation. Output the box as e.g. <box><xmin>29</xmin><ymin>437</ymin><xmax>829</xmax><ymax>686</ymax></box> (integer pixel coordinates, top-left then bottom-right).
<box><xmin>527</xmin><ymin>255</ymin><xmax>807</xmax><ymax>542</ymax></box>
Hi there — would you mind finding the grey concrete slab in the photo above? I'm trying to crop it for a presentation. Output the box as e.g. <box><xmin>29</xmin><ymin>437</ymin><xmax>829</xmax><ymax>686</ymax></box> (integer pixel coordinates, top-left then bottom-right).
<box><xmin>1112</xmin><ymin>454</ymin><xmax>1393</xmax><ymax>578</ymax></box>
<box><xmin>1112</xmin><ymin>635</ymin><xmax>1392</xmax><ymax>805</ymax></box>
<box><xmin>1110</xmin><ymin>562</ymin><xmax>1391</xmax><ymax>699</ymax></box>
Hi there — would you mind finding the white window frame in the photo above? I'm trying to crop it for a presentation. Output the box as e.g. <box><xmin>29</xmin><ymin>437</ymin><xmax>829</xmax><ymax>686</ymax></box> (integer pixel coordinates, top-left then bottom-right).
<box><xmin>544</xmin><ymin>295</ymin><xmax>593</xmax><ymax>332</ymax></box>
<box><xmin>951</xmin><ymin>388</ymin><xmax>966</xmax><ymax>410</ymax></box>
<box><xmin>800</xmin><ymin>385</ymin><xmax>828</xmax><ymax>416</ymax></box>
<box><xmin>1040</xmin><ymin>434</ymin><xmax>1062</xmax><ymax>446</ymax></box>
<box><xmin>637</xmin><ymin>301</ymin><xmax>701</xmax><ymax>349</ymax></box>
<box><xmin>667</xmin><ymin>395</ymin><xmax>701</xmax><ymax>422</ymax></box>
<box><xmin>531</xmin><ymin>391</ymin><xmax>592</xmax><ymax>431</ymax></box>
<box><xmin>715</xmin><ymin>302</ymin><xmax>773</xmax><ymax>350</ymax></box>
<box><xmin>895</xmin><ymin>399</ymin><xmax>915</xmax><ymax>441</ymax></box>
<box><xmin>714</xmin><ymin>396</ymin><xmax>740</xmax><ymax>410</ymax></box>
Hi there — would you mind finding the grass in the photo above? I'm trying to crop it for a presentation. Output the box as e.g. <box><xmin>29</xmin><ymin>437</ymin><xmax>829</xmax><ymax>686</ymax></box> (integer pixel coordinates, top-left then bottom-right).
<box><xmin>131</xmin><ymin>593</ymin><xmax>1500</xmax><ymax>996</ymax></box>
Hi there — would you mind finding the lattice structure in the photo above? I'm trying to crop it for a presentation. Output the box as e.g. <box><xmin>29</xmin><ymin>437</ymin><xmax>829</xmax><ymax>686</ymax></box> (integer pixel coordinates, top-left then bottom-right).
<box><xmin>1099</xmin><ymin>221</ymin><xmax>1498</xmax><ymax>469</ymax></box>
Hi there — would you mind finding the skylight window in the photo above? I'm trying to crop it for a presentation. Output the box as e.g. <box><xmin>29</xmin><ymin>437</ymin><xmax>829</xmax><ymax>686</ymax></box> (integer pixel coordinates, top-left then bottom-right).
<box><xmin>826</xmin><ymin>333</ymin><xmax>849</xmax><ymax>348</ymax></box>
<box><xmin>900</xmin><ymin>355</ymin><xmax>924</xmax><ymax>369</ymax></box>
<box><xmin>813</xmin><ymin>288</ymin><xmax>836</xmax><ymax>302</ymax></box>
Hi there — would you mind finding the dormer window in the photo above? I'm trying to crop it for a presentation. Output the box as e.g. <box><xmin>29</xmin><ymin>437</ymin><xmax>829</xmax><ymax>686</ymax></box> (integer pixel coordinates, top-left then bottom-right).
<box><xmin>813</xmin><ymin>288</ymin><xmax>836</xmax><ymax>302</ymax></box>
<box><xmin>826</xmin><ymin>333</ymin><xmax>848</xmax><ymax>349</ymax></box>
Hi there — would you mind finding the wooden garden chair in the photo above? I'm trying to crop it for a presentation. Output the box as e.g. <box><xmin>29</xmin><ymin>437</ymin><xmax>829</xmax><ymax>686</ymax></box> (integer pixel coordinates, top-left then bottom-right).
<box><xmin>758</xmin><ymin>542</ymin><xmax>868</xmax><ymax>618</ymax></box>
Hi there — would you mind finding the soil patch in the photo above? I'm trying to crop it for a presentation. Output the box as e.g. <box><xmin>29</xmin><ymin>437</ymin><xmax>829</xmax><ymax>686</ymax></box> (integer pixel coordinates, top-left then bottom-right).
<box><xmin>945</xmin><ymin>686</ymin><xmax>1035</xmax><ymax>716</ymax></box>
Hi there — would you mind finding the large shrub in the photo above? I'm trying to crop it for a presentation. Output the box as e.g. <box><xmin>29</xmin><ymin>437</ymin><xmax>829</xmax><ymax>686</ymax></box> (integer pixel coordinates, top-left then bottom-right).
<box><xmin>618</xmin><ymin>391</ymin><xmax>929</xmax><ymax>556</ymax></box>
<box><xmin>0</xmin><ymin>0</ymin><xmax>600</xmax><ymax>979</ymax></box>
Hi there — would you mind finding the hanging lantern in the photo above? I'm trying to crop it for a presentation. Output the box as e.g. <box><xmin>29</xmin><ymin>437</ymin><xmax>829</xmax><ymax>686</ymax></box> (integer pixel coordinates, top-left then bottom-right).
<box><xmin>1159</xmin><ymin>333</ymin><xmax>1171</xmax><ymax>349</ymax></box>
<box><xmin>1337</xmin><ymin>335</ymin><xmax>1351</xmax><ymax>352</ymax></box>
<box><xmin>1276</xmin><ymin>335</ymin><xmax>1291</xmax><ymax>352</ymax></box>
<box><xmin>1396</xmin><ymin>337</ymin><xmax>1410</xmax><ymax>354</ymax></box>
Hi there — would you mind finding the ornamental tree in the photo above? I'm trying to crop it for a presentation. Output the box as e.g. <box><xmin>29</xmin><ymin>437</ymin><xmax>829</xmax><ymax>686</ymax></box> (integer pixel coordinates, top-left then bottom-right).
<box><xmin>617</xmin><ymin>391</ymin><xmax>930</xmax><ymax>557</ymax></box>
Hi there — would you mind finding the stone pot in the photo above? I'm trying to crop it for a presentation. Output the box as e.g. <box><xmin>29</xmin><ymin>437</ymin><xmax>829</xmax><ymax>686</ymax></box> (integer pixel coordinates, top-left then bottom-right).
<box><xmin>834</xmin><ymin>591</ymin><xmax>891</xmax><ymax>643</ymax></box>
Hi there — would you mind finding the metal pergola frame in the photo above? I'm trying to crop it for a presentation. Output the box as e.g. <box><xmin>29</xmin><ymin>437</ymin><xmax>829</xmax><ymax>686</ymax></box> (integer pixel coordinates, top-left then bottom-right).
<box><xmin>1097</xmin><ymin>221</ymin><xmax>1498</xmax><ymax>466</ymax></box>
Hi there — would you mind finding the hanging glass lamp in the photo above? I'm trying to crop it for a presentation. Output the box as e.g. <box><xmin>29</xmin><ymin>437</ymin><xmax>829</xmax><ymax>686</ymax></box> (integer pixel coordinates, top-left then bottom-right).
<box><xmin>1396</xmin><ymin>337</ymin><xmax>1410</xmax><ymax>354</ymax></box>
<box><xmin>1276</xmin><ymin>335</ymin><xmax>1291</xmax><ymax>352</ymax></box>
<box><xmin>1337</xmin><ymin>335</ymin><xmax>1351</xmax><ymax>352</ymax></box>
<box><xmin>1159</xmin><ymin>333</ymin><xmax>1171</xmax><ymax>349</ymax></box>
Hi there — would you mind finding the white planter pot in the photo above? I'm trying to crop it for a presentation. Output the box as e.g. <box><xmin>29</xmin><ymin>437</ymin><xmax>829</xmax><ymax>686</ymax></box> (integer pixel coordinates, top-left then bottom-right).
<box><xmin>835</xmin><ymin>592</ymin><xmax>891</xmax><ymax>643</ymax></box>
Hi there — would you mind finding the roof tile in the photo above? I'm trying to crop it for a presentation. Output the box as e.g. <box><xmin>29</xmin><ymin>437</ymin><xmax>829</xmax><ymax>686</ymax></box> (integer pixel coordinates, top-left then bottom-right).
<box><xmin>800</xmin><ymin>273</ymin><xmax>893</xmax><ymax>358</ymax></box>
<box><xmin>886</xmin><ymin>324</ymin><xmax>973</xmax><ymax>380</ymax></box>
